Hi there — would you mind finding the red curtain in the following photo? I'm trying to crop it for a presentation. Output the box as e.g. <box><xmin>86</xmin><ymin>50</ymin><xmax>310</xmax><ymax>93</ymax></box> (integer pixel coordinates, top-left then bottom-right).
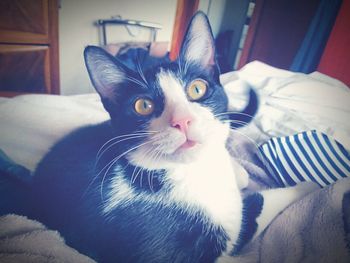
<box><xmin>317</xmin><ymin>0</ymin><xmax>350</xmax><ymax>87</ymax></box>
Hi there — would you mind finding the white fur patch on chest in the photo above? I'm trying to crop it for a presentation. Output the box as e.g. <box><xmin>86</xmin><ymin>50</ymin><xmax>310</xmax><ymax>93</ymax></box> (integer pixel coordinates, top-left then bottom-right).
<box><xmin>168</xmin><ymin>144</ymin><xmax>243</xmax><ymax>252</ymax></box>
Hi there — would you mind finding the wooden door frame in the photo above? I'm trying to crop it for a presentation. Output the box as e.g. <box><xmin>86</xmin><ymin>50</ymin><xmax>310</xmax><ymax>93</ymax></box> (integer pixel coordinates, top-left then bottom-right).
<box><xmin>169</xmin><ymin>0</ymin><xmax>199</xmax><ymax>61</ymax></box>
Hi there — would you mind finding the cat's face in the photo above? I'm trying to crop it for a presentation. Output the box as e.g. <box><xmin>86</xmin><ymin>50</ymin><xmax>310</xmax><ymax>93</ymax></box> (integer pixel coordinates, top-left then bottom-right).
<box><xmin>84</xmin><ymin>12</ymin><xmax>230</xmax><ymax>169</ymax></box>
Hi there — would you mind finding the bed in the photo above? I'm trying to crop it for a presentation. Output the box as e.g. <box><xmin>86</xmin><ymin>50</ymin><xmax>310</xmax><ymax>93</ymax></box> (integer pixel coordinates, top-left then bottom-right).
<box><xmin>0</xmin><ymin>61</ymin><xmax>349</xmax><ymax>262</ymax></box>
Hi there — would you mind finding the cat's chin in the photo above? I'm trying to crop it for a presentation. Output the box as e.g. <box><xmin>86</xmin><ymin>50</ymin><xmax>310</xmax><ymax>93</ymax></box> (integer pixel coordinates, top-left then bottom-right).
<box><xmin>127</xmin><ymin>141</ymin><xmax>204</xmax><ymax>170</ymax></box>
<box><xmin>167</xmin><ymin>142</ymin><xmax>203</xmax><ymax>163</ymax></box>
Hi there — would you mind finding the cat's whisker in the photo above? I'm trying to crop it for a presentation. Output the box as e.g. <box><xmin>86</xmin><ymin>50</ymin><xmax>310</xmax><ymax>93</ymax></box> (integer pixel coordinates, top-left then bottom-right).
<box><xmin>228</xmin><ymin>128</ymin><xmax>271</xmax><ymax>171</ymax></box>
<box><xmin>83</xmin><ymin>153</ymin><xmax>136</xmax><ymax>201</ymax></box>
<box><xmin>126</xmin><ymin>140</ymin><xmax>163</xmax><ymax>192</ymax></box>
<box><xmin>96</xmin><ymin>131</ymin><xmax>157</xmax><ymax>158</ymax></box>
<box><xmin>136</xmin><ymin>58</ymin><xmax>149</xmax><ymax>86</ymax></box>
<box><xmin>125</xmin><ymin>76</ymin><xmax>149</xmax><ymax>89</ymax></box>
<box><xmin>146</xmin><ymin>145</ymin><xmax>164</xmax><ymax>192</ymax></box>
<box><xmin>223</xmin><ymin>120</ymin><xmax>250</xmax><ymax>126</ymax></box>
<box><xmin>130</xmin><ymin>166</ymin><xmax>138</xmax><ymax>186</ymax></box>
<box><xmin>139</xmin><ymin>169</ymin><xmax>145</xmax><ymax>188</ymax></box>
<box><xmin>98</xmin><ymin>140</ymin><xmax>154</xmax><ymax>201</ymax></box>
<box><xmin>147</xmin><ymin>171</ymin><xmax>154</xmax><ymax>193</ymax></box>
<box><xmin>183</xmin><ymin>58</ymin><xmax>190</xmax><ymax>76</ymax></box>
<box><xmin>214</xmin><ymin>111</ymin><xmax>256</xmax><ymax>119</ymax></box>
<box><xmin>222</xmin><ymin>119</ymin><xmax>251</xmax><ymax>129</ymax></box>
<box><xmin>99</xmin><ymin>139</ymin><xmax>153</xmax><ymax>178</ymax></box>
<box><xmin>131</xmin><ymin>166</ymin><xmax>143</xmax><ymax>185</ymax></box>
<box><xmin>95</xmin><ymin>131</ymin><xmax>158</xmax><ymax>166</ymax></box>
<box><xmin>100</xmin><ymin>136</ymin><xmax>161</xmax><ymax>198</ymax></box>
<box><xmin>177</xmin><ymin>55</ymin><xmax>186</xmax><ymax>78</ymax></box>
<box><xmin>95</xmin><ymin>134</ymin><xmax>150</xmax><ymax>167</ymax></box>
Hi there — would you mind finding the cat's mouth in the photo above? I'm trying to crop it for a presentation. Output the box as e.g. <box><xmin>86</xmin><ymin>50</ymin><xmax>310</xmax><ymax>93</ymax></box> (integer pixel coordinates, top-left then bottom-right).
<box><xmin>178</xmin><ymin>139</ymin><xmax>197</xmax><ymax>150</ymax></box>
<box><xmin>170</xmin><ymin>138</ymin><xmax>202</xmax><ymax>161</ymax></box>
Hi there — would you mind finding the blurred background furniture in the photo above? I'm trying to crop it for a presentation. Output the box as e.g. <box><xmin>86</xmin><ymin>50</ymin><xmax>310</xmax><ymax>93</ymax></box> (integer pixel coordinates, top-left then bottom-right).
<box><xmin>0</xmin><ymin>0</ymin><xmax>59</xmax><ymax>97</ymax></box>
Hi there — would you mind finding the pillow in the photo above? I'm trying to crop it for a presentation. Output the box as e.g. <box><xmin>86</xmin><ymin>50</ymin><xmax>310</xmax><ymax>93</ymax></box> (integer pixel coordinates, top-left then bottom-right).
<box><xmin>0</xmin><ymin>94</ymin><xmax>108</xmax><ymax>171</ymax></box>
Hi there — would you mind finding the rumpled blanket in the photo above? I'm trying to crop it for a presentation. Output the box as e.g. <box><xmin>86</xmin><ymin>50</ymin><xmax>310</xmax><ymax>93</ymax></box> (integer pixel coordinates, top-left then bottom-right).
<box><xmin>228</xmin><ymin>132</ymin><xmax>350</xmax><ymax>262</ymax></box>
<box><xmin>0</xmin><ymin>214</ymin><xmax>96</xmax><ymax>263</ymax></box>
<box><xmin>238</xmin><ymin>178</ymin><xmax>350</xmax><ymax>263</ymax></box>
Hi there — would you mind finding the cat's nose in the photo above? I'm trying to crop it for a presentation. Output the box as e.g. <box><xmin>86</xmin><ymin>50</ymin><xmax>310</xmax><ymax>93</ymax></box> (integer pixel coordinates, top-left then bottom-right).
<box><xmin>171</xmin><ymin>117</ymin><xmax>192</xmax><ymax>134</ymax></box>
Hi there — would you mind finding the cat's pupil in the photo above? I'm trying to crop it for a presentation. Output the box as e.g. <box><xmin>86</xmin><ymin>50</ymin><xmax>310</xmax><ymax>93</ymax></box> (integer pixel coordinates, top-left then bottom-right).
<box><xmin>195</xmin><ymin>86</ymin><xmax>201</xmax><ymax>94</ymax></box>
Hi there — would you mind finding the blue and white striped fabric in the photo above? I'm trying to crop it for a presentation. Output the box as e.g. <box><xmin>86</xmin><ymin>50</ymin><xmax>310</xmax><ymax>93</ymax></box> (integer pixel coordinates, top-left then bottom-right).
<box><xmin>259</xmin><ymin>130</ymin><xmax>350</xmax><ymax>187</ymax></box>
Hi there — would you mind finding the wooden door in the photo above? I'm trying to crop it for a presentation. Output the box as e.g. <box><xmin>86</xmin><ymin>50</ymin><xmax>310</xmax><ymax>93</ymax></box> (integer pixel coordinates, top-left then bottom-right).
<box><xmin>238</xmin><ymin>0</ymin><xmax>320</xmax><ymax>69</ymax></box>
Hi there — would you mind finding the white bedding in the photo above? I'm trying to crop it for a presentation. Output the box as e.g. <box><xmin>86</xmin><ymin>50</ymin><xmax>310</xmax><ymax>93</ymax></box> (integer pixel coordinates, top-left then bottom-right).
<box><xmin>0</xmin><ymin>94</ymin><xmax>108</xmax><ymax>170</ymax></box>
<box><xmin>223</xmin><ymin>61</ymin><xmax>350</xmax><ymax>149</ymax></box>
<box><xmin>0</xmin><ymin>61</ymin><xmax>349</xmax><ymax>171</ymax></box>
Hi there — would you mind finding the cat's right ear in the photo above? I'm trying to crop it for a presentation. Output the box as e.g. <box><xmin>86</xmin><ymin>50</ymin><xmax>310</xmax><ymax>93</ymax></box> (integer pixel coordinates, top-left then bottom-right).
<box><xmin>84</xmin><ymin>46</ymin><xmax>126</xmax><ymax>100</ymax></box>
<box><xmin>179</xmin><ymin>11</ymin><xmax>217</xmax><ymax>71</ymax></box>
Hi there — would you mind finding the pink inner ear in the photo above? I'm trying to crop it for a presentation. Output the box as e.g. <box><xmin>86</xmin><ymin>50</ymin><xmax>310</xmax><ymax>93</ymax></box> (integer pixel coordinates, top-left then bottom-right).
<box><xmin>207</xmin><ymin>46</ymin><xmax>216</xmax><ymax>66</ymax></box>
<box><xmin>182</xmin><ymin>12</ymin><xmax>216</xmax><ymax>68</ymax></box>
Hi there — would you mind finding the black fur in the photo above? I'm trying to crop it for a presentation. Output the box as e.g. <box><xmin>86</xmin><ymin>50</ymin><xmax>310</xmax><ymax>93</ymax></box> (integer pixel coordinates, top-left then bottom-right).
<box><xmin>232</xmin><ymin>193</ymin><xmax>264</xmax><ymax>255</ymax></box>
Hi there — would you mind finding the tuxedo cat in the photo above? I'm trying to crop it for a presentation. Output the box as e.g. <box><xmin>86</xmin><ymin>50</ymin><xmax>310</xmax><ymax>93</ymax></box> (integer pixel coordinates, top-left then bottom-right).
<box><xmin>11</xmin><ymin>12</ymin><xmax>316</xmax><ymax>263</ymax></box>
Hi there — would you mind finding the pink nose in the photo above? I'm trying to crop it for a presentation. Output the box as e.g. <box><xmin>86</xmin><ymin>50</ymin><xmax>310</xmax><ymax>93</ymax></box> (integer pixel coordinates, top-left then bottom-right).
<box><xmin>171</xmin><ymin>117</ymin><xmax>192</xmax><ymax>134</ymax></box>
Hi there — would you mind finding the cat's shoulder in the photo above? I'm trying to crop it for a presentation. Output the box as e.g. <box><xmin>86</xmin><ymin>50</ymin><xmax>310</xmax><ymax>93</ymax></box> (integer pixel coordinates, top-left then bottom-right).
<box><xmin>57</xmin><ymin>121</ymin><xmax>113</xmax><ymax>145</ymax></box>
<box><xmin>35</xmin><ymin>121</ymin><xmax>113</xmax><ymax>171</ymax></box>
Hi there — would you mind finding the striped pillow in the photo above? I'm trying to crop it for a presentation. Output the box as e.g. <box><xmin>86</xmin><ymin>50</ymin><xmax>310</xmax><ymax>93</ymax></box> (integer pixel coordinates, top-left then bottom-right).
<box><xmin>259</xmin><ymin>130</ymin><xmax>350</xmax><ymax>187</ymax></box>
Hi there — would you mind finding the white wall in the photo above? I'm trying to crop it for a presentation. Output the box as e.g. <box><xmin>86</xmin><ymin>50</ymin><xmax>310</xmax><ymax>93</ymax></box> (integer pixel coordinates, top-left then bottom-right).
<box><xmin>198</xmin><ymin>0</ymin><xmax>227</xmax><ymax>38</ymax></box>
<box><xmin>59</xmin><ymin>0</ymin><xmax>177</xmax><ymax>95</ymax></box>
<box><xmin>199</xmin><ymin>0</ymin><xmax>251</xmax><ymax>71</ymax></box>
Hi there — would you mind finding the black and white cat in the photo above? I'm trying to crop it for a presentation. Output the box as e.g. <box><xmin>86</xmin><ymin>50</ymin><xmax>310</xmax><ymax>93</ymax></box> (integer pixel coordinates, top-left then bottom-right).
<box><xmin>17</xmin><ymin>12</ymin><xmax>317</xmax><ymax>263</ymax></box>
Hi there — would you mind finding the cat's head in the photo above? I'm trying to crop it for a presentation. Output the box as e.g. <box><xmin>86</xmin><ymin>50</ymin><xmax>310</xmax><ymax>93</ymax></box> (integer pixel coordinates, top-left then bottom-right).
<box><xmin>84</xmin><ymin>12</ymin><xmax>230</xmax><ymax>169</ymax></box>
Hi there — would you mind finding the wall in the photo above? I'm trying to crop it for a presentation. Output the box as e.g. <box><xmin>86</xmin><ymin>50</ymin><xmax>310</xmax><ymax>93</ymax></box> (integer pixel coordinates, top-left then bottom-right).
<box><xmin>198</xmin><ymin>0</ymin><xmax>227</xmax><ymax>38</ymax></box>
<box><xmin>59</xmin><ymin>0</ymin><xmax>177</xmax><ymax>95</ymax></box>
<box><xmin>199</xmin><ymin>0</ymin><xmax>251</xmax><ymax>71</ymax></box>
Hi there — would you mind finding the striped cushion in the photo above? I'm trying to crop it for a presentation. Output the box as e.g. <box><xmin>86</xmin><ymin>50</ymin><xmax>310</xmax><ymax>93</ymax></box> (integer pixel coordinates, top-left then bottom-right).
<box><xmin>259</xmin><ymin>130</ymin><xmax>350</xmax><ymax>187</ymax></box>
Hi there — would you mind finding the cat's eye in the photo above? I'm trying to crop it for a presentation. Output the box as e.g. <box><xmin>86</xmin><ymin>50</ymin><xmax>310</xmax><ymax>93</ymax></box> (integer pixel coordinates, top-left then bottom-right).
<box><xmin>134</xmin><ymin>98</ymin><xmax>154</xmax><ymax>116</ymax></box>
<box><xmin>187</xmin><ymin>79</ymin><xmax>208</xmax><ymax>101</ymax></box>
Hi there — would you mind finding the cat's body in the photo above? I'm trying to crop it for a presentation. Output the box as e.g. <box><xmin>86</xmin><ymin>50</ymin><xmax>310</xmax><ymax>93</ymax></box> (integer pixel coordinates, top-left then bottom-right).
<box><xmin>30</xmin><ymin>120</ymin><xmax>243</xmax><ymax>262</ymax></box>
<box><xmin>2</xmin><ymin>12</ymin><xmax>318</xmax><ymax>263</ymax></box>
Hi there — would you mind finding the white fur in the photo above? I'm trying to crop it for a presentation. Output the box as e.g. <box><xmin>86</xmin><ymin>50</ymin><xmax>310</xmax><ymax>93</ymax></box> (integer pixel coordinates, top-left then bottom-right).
<box><xmin>167</xmin><ymin>143</ymin><xmax>243</xmax><ymax>254</ymax></box>
<box><xmin>103</xmin><ymin>169</ymin><xmax>136</xmax><ymax>213</ymax></box>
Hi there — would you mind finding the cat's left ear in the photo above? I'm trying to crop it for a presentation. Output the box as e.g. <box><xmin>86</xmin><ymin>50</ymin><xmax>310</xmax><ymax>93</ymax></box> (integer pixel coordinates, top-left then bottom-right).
<box><xmin>179</xmin><ymin>11</ymin><xmax>217</xmax><ymax>70</ymax></box>
<box><xmin>84</xmin><ymin>46</ymin><xmax>128</xmax><ymax>100</ymax></box>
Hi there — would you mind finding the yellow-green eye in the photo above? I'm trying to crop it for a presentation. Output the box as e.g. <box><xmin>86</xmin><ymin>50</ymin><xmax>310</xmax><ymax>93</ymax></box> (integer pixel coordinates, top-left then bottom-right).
<box><xmin>187</xmin><ymin>79</ymin><xmax>207</xmax><ymax>100</ymax></box>
<box><xmin>134</xmin><ymin>98</ymin><xmax>154</xmax><ymax>116</ymax></box>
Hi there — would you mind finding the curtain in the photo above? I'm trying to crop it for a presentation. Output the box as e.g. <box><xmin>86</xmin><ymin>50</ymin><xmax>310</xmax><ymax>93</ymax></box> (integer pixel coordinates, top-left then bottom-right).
<box><xmin>290</xmin><ymin>0</ymin><xmax>342</xmax><ymax>73</ymax></box>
